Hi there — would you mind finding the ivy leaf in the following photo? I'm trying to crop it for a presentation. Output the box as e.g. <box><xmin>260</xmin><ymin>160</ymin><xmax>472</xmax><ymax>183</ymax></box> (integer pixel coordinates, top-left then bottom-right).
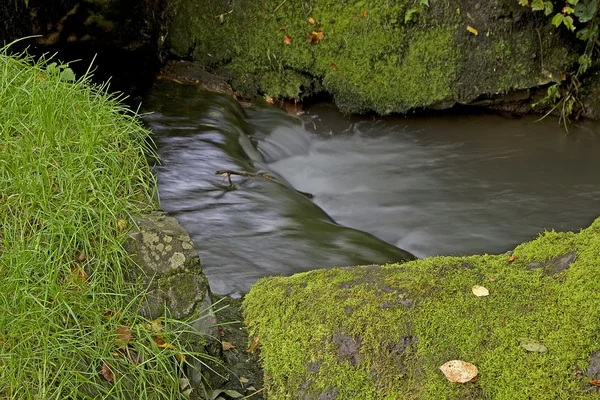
<box><xmin>563</xmin><ymin>15</ymin><xmax>576</xmax><ymax>31</ymax></box>
<box><xmin>552</xmin><ymin>13</ymin><xmax>565</xmax><ymax>27</ymax></box>
<box><xmin>544</xmin><ymin>1</ymin><xmax>554</xmax><ymax>15</ymax></box>
<box><xmin>531</xmin><ymin>0</ymin><xmax>545</xmax><ymax>11</ymax></box>
<box><xmin>420</xmin><ymin>0</ymin><xmax>429</xmax><ymax>6</ymax></box>
<box><xmin>574</xmin><ymin>1</ymin><xmax>597</xmax><ymax>22</ymax></box>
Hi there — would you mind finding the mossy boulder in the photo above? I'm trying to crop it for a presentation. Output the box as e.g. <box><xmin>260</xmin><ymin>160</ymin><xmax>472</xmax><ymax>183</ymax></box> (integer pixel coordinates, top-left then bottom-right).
<box><xmin>167</xmin><ymin>0</ymin><xmax>577</xmax><ymax>114</ymax></box>
<box><xmin>243</xmin><ymin>216</ymin><xmax>600</xmax><ymax>398</ymax></box>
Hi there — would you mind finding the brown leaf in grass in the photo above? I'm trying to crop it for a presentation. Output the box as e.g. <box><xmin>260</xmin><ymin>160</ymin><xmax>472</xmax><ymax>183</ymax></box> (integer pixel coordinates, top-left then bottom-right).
<box><xmin>507</xmin><ymin>255</ymin><xmax>516</xmax><ymax>263</ymax></box>
<box><xmin>150</xmin><ymin>319</ymin><xmax>163</xmax><ymax>332</ymax></box>
<box><xmin>283</xmin><ymin>34</ymin><xmax>293</xmax><ymax>45</ymax></box>
<box><xmin>74</xmin><ymin>251</ymin><xmax>86</xmax><ymax>263</ymax></box>
<box><xmin>307</xmin><ymin>31</ymin><xmax>324</xmax><ymax>44</ymax></box>
<box><xmin>101</xmin><ymin>362</ymin><xmax>114</xmax><ymax>383</ymax></box>
<box><xmin>222</xmin><ymin>341</ymin><xmax>236</xmax><ymax>351</ymax></box>
<box><xmin>329</xmin><ymin>61</ymin><xmax>338</xmax><ymax>71</ymax></box>
<box><xmin>590</xmin><ymin>379</ymin><xmax>600</xmax><ymax>387</ymax></box>
<box><xmin>361</xmin><ymin>10</ymin><xmax>368</xmax><ymax>18</ymax></box>
<box><xmin>115</xmin><ymin>326</ymin><xmax>132</xmax><ymax>349</ymax></box>
<box><xmin>247</xmin><ymin>336</ymin><xmax>260</xmax><ymax>353</ymax></box>
<box><xmin>308</xmin><ymin>17</ymin><xmax>316</xmax><ymax>25</ymax></box>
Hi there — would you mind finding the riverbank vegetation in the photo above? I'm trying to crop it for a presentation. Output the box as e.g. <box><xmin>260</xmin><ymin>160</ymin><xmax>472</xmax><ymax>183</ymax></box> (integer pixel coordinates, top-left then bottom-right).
<box><xmin>0</xmin><ymin>47</ymin><xmax>199</xmax><ymax>398</ymax></box>
<box><xmin>244</xmin><ymin>217</ymin><xmax>600</xmax><ymax>398</ymax></box>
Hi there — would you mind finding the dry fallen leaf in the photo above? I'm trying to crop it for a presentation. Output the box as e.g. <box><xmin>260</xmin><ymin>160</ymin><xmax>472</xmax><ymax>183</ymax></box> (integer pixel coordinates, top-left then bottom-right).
<box><xmin>590</xmin><ymin>379</ymin><xmax>600</xmax><ymax>387</ymax></box>
<box><xmin>519</xmin><ymin>338</ymin><xmax>548</xmax><ymax>353</ymax></box>
<box><xmin>247</xmin><ymin>336</ymin><xmax>260</xmax><ymax>353</ymax></box>
<box><xmin>101</xmin><ymin>362</ymin><xmax>114</xmax><ymax>383</ymax></box>
<box><xmin>283</xmin><ymin>34</ymin><xmax>293</xmax><ymax>45</ymax></box>
<box><xmin>71</xmin><ymin>266</ymin><xmax>89</xmax><ymax>283</ymax></box>
<box><xmin>115</xmin><ymin>326</ymin><xmax>132</xmax><ymax>349</ymax></box>
<box><xmin>507</xmin><ymin>255</ymin><xmax>516</xmax><ymax>263</ymax></box>
<box><xmin>329</xmin><ymin>61</ymin><xmax>338</xmax><ymax>71</ymax></box>
<box><xmin>467</xmin><ymin>25</ymin><xmax>478</xmax><ymax>35</ymax></box>
<box><xmin>74</xmin><ymin>251</ymin><xmax>86</xmax><ymax>263</ymax></box>
<box><xmin>307</xmin><ymin>31</ymin><xmax>325</xmax><ymax>44</ymax></box>
<box><xmin>488</xmin><ymin>277</ymin><xmax>496</xmax><ymax>282</ymax></box>
<box><xmin>308</xmin><ymin>17</ymin><xmax>316</xmax><ymax>25</ymax></box>
<box><xmin>239</xmin><ymin>376</ymin><xmax>250</xmax><ymax>384</ymax></box>
<box><xmin>150</xmin><ymin>319</ymin><xmax>163</xmax><ymax>332</ymax></box>
<box><xmin>472</xmin><ymin>285</ymin><xmax>489</xmax><ymax>297</ymax></box>
<box><xmin>222</xmin><ymin>341</ymin><xmax>236</xmax><ymax>351</ymax></box>
<box><xmin>440</xmin><ymin>360</ymin><xmax>479</xmax><ymax>383</ymax></box>
<box><xmin>361</xmin><ymin>10</ymin><xmax>368</xmax><ymax>18</ymax></box>
<box><xmin>117</xmin><ymin>219</ymin><xmax>128</xmax><ymax>232</ymax></box>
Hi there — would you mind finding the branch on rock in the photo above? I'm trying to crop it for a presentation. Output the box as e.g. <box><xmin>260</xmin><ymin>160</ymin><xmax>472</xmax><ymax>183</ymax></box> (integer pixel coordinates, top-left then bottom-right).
<box><xmin>215</xmin><ymin>169</ymin><xmax>313</xmax><ymax>199</ymax></box>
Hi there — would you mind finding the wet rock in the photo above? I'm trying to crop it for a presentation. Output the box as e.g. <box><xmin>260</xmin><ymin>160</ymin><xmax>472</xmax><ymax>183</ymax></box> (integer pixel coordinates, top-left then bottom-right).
<box><xmin>332</xmin><ymin>333</ymin><xmax>362</xmax><ymax>367</ymax></box>
<box><xmin>527</xmin><ymin>252</ymin><xmax>577</xmax><ymax>276</ymax></box>
<box><xmin>124</xmin><ymin>209</ymin><xmax>217</xmax><ymax>397</ymax></box>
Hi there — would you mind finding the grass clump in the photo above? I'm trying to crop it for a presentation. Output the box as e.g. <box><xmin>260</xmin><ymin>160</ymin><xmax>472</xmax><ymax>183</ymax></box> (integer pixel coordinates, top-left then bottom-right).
<box><xmin>244</xmin><ymin>218</ymin><xmax>600</xmax><ymax>399</ymax></box>
<box><xmin>0</xmin><ymin>46</ymin><xmax>202</xmax><ymax>398</ymax></box>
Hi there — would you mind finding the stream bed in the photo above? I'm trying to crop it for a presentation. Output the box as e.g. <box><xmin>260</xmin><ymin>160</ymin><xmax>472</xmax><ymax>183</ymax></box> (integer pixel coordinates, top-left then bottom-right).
<box><xmin>143</xmin><ymin>82</ymin><xmax>600</xmax><ymax>296</ymax></box>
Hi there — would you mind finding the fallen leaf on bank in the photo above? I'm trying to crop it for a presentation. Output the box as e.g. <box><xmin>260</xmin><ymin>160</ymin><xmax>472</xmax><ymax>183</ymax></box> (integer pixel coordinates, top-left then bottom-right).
<box><xmin>308</xmin><ymin>17</ymin><xmax>316</xmax><ymax>25</ymax></box>
<box><xmin>283</xmin><ymin>34</ymin><xmax>293</xmax><ymax>44</ymax></box>
<box><xmin>472</xmin><ymin>285</ymin><xmax>489</xmax><ymax>297</ymax></box>
<box><xmin>239</xmin><ymin>376</ymin><xmax>250</xmax><ymax>384</ymax></box>
<box><xmin>440</xmin><ymin>360</ymin><xmax>479</xmax><ymax>383</ymax></box>
<box><xmin>74</xmin><ymin>251</ymin><xmax>86</xmax><ymax>263</ymax></box>
<box><xmin>222</xmin><ymin>341</ymin><xmax>236</xmax><ymax>351</ymax></box>
<box><xmin>507</xmin><ymin>255</ymin><xmax>516</xmax><ymax>263</ymax></box>
<box><xmin>362</xmin><ymin>10</ymin><xmax>368</xmax><ymax>18</ymax></box>
<box><xmin>101</xmin><ymin>362</ymin><xmax>114</xmax><ymax>383</ymax></box>
<box><xmin>519</xmin><ymin>338</ymin><xmax>548</xmax><ymax>352</ymax></box>
<box><xmin>247</xmin><ymin>336</ymin><xmax>260</xmax><ymax>353</ymax></box>
<box><xmin>329</xmin><ymin>61</ymin><xmax>338</xmax><ymax>71</ymax></box>
<box><xmin>150</xmin><ymin>319</ymin><xmax>163</xmax><ymax>332</ymax></box>
<box><xmin>467</xmin><ymin>25</ymin><xmax>479</xmax><ymax>35</ymax></box>
<box><xmin>115</xmin><ymin>326</ymin><xmax>132</xmax><ymax>349</ymax></box>
<box><xmin>175</xmin><ymin>352</ymin><xmax>186</xmax><ymax>363</ymax></box>
<box><xmin>71</xmin><ymin>266</ymin><xmax>89</xmax><ymax>283</ymax></box>
<box><xmin>265</xmin><ymin>96</ymin><xmax>274</xmax><ymax>104</ymax></box>
<box><xmin>307</xmin><ymin>30</ymin><xmax>325</xmax><ymax>43</ymax></box>
<box><xmin>488</xmin><ymin>277</ymin><xmax>496</xmax><ymax>282</ymax></box>
<box><xmin>590</xmin><ymin>379</ymin><xmax>600</xmax><ymax>387</ymax></box>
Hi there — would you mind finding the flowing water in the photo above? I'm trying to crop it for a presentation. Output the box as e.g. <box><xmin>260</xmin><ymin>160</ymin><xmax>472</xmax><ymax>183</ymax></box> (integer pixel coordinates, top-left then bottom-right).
<box><xmin>143</xmin><ymin>81</ymin><xmax>600</xmax><ymax>297</ymax></box>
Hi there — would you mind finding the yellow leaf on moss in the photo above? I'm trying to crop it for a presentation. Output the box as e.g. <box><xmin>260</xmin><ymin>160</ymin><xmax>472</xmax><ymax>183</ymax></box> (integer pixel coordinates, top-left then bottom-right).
<box><xmin>472</xmin><ymin>285</ymin><xmax>489</xmax><ymax>297</ymax></box>
<box><xmin>467</xmin><ymin>25</ymin><xmax>479</xmax><ymax>35</ymax></box>
<box><xmin>440</xmin><ymin>360</ymin><xmax>479</xmax><ymax>383</ymax></box>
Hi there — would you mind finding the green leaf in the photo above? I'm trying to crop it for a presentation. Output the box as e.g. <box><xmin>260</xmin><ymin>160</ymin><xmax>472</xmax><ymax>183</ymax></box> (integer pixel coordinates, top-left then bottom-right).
<box><xmin>518</xmin><ymin>0</ymin><xmax>529</xmax><ymax>6</ymax></box>
<box><xmin>551</xmin><ymin>13</ymin><xmax>565</xmax><ymax>27</ymax></box>
<box><xmin>420</xmin><ymin>0</ymin><xmax>429</xmax><ymax>6</ymax></box>
<box><xmin>544</xmin><ymin>1</ymin><xmax>554</xmax><ymax>15</ymax></box>
<box><xmin>574</xmin><ymin>1</ymin><xmax>597</xmax><ymax>22</ymax></box>
<box><xmin>519</xmin><ymin>338</ymin><xmax>548</xmax><ymax>353</ymax></box>
<box><xmin>404</xmin><ymin>8</ymin><xmax>418</xmax><ymax>23</ymax></box>
<box><xmin>563</xmin><ymin>15</ymin><xmax>576</xmax><ymax>31</ymax></box>
<box><xmin>566</xmin><ymin>0</ymin><xmax>579</xmax><ymax>4</ymax></box>
<box><xmin>60</xmin><ymin>68</ymin><xmax>76</xmax><ymax>82</ymax></box>
<box><xmin>576</xmin><ymin>27</ymin><xmax>591</xmax><ymax>40</ymax></box>
<box><xmin>563</xmin><ymin>6</ymin><xmax>574</xmax><ymax>14</ymax></box>
<box><xmin>578</xmin><ymin>53</ymin><xmax>592</xmax><ymax>73</ymax></box>
<box><xmin>531</xmin><ymin>0</ymin><xmax>545</xmax><ymax>11</ymax></box>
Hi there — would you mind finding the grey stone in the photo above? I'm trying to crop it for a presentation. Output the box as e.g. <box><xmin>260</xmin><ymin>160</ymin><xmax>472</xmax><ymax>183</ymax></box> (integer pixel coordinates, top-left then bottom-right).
<box><xmin>332</xmin><ymin>333</ymin><xmax>362</xmax><ymax>367</ymax></box>
<box><xmin>527</xmin><ymin>252</ymin><xmax>577</xmax><ymax>276</ymax></box>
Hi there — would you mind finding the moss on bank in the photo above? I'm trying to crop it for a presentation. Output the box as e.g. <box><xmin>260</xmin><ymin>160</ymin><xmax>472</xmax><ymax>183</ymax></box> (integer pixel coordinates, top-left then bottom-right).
<box><xmin>244</xmin><ymin>217</ymin><xmax>600</xmax><ymax>398</ymax></box>
<box><xmin>168</xmin><ymin>0</ymin><xmax>576</xmax><ymax>114</ymax></box>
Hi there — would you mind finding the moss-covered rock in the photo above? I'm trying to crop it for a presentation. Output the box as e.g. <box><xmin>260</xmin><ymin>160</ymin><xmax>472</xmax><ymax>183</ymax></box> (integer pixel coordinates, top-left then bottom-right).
<box><xmin>167</xmin><ymin>0</ymin><xmax>578</xmax><ymax>114</ymax></box>
<box><xmin>243</xmin><ymin>217</ymin><xmax>600</xmax><ymax>398</ymax></box>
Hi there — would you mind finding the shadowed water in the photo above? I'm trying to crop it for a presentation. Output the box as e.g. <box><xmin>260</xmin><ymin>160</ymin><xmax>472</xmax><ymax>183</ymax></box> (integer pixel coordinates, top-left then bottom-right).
<box><xmin>144</xmin><ymin>82</ymin><xmax>600</xmax><ymax>296</ymax></box>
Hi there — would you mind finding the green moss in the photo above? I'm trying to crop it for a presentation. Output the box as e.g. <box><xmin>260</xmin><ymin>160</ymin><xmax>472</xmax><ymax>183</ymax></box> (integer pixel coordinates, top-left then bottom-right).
<box><xmin>168</xmin><ymin>0</ymin><xmax>577</xmax><ymax>114</ymax></box>
<box><xmin>244</xmin><ymin>217</ymin><xmax>600</xmax><ymax>398</ymax></box>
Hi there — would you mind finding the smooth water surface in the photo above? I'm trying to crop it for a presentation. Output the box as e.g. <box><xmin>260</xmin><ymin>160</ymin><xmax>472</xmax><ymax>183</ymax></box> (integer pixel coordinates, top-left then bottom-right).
<box><xmin>144</xmin><ymin>82</ymin><xmax>600</xmax><ymax>296</ymax></box>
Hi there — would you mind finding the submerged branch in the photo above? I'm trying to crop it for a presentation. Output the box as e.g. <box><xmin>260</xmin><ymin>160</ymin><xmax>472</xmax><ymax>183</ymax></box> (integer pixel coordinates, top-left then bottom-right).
<box><xmin>215</xmin><ymin>169</ymin><xmax>313</xmax><ymax>199</ymax></box>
